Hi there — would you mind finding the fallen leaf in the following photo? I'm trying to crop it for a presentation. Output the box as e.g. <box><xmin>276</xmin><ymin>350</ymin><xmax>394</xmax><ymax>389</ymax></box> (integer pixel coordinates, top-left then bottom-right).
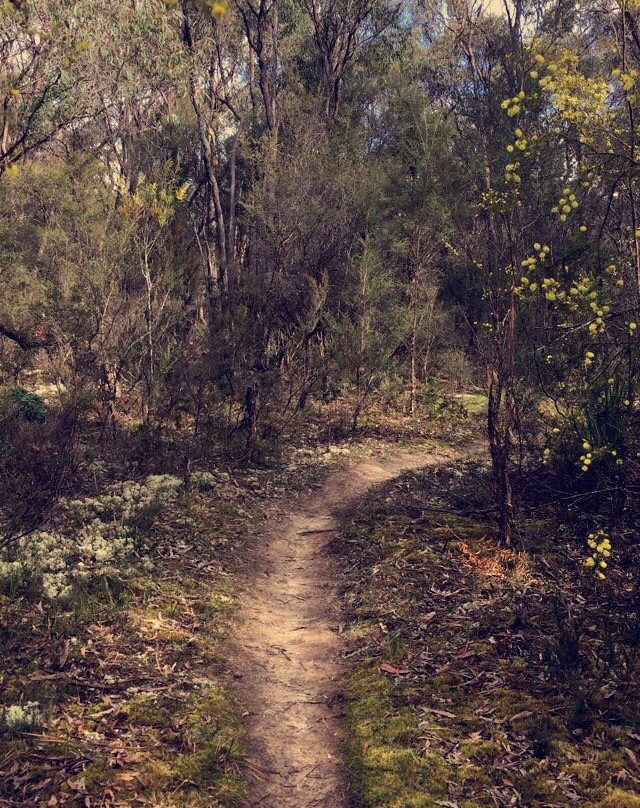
<box><xmin>423</xmin><ymin>707</ymin><xmax>457</xmax><ymax>719</ymax></box>
<box><xmin>379</xmin><ymin>662</ymin><xmax>410</xmax><ymax>675</ymax></box>
<box><xmin>58</xmin><ymin>639</ymin><xmax>70</xmax><ymax>670</ymax></box>
<box><xmin>509</xmin><ymin>711</ymin><xmax>533</xmax><ymax>722</ymax></box>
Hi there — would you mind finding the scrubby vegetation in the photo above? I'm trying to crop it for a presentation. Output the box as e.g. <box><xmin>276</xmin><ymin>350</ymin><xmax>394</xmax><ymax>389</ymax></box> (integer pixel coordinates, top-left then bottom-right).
<box><xmin>2</xmin><ymin>0</ymin><xmax>640</xmax><ymax>805</ymax></box>
<box><xmin>0</xmin><ymin>466</ymin><xmax>245</xmax><ymax>806</ymax></box>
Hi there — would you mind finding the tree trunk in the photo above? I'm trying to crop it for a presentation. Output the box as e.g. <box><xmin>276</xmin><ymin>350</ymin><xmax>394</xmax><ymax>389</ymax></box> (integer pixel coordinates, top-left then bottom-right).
<box><xmin>244</xmin><ymin>383</ymin><xmax>259</xmax><ymax>453</ymax></box>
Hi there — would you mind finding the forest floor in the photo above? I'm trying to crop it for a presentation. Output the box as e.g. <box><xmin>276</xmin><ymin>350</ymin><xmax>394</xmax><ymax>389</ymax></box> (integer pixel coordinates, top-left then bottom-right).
<box><xmin>0</xmin><ymin>399</ymin><xmax>476</xmax><ymax>808</ymax></box>
<box><xmin>335</xmin><ymin>455</ymin><xmax>640</xmax><ymax>808</ymax></box>
<box><xmin>2</xmin><ymin>397</ymin><xmax>640</xmax><ymax>808</ymax></box>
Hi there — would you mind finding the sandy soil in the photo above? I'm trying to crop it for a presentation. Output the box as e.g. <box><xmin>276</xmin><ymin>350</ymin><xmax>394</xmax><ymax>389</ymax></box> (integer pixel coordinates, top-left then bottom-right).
<box><xmin>230</xmin><ymin>449</ymin><xmax>447</xmax><ymax>807</ymax></box>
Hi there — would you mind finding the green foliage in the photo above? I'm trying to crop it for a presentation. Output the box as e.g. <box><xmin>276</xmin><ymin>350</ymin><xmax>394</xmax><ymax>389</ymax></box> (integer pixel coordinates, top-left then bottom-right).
<box><xmin>7</xmin><ymin>387</ymin><xmax>46</xmax><ymax>423</ymax></box>
<box><xmin>418</xmin><ymin>383</ymin><xmax>468</xmax><ymax>420</ymax></box>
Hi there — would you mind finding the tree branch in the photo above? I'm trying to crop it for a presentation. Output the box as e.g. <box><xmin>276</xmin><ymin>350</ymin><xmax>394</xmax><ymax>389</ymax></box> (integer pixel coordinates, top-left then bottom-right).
<box><xmin>0</xmin><ymin>323</ymin><xmax>51</xmax><ymax>351</ymax></box>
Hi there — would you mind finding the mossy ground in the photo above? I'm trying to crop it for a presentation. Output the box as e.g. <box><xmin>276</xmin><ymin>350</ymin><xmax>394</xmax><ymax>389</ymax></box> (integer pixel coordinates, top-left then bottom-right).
<box><xmin>336</xmin><ymin>461</ymin><xmax>640</xmax><ymax>808</ymax></box>
<box><xmin>0</xmin><ymin>485</ymin><xmax>253</xmax><ymax>807</ymax></box>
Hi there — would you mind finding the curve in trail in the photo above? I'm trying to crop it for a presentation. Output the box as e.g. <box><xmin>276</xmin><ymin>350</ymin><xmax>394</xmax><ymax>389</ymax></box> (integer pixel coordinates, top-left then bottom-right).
<box><xmin>231</xmin><ymin>450</ymin><xmax>448</xmax><ymax>808</ymax></box>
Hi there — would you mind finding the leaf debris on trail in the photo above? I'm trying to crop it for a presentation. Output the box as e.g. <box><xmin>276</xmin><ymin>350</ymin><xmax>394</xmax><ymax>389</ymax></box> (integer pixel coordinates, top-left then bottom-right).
<box><xmin>229</xmin><ymin>449</ymin><xmax>456</xmax><ymax>808</ymax></box>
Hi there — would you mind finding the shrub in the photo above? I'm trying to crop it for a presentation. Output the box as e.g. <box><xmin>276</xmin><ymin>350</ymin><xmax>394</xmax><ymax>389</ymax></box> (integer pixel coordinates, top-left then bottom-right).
<box><xmin>8</xmin><ymin>387</ymin><xmax>47</xmax><ymax>423</ymax></box>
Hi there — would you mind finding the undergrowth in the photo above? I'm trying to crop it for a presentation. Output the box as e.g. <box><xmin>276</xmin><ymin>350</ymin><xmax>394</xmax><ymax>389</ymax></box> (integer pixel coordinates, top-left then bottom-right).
<box><xmin>336</xmin><ymin>461</ymin><xmax>640</xmax><ymax>808</ymax></box>
<box><xmin>0</xmin><ymin>481</ymin><xmax>251</xmax><ymax>808</ymax></box>
<box><xmin>0</xmin><ymin>397</ymin><xmax>484</xmax><ymax>807</ymax></box>
<box><xmin>0</xmin><ymin>435</ymin><xmax>356</xmax><ymax>808</ymax></box>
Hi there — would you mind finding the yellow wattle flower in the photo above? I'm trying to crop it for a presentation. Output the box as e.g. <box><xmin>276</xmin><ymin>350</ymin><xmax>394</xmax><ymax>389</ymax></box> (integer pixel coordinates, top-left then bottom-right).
<box><xmin>211</xmin><ymin>0</ymin><xmax>229</xmax><ymax>19</ymax></box>
<box><xmin>175</xmin><ymin>182</ymin><xmax>190</xmax><ymax>201</ymax></box>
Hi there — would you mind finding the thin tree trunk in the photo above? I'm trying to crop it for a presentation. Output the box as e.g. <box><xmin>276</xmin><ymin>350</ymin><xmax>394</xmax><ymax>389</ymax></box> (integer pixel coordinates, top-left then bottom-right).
<box><xmin>410</xmin><ymin>272</ymin><xmax>418</xmax><ymax>416</ymax></box>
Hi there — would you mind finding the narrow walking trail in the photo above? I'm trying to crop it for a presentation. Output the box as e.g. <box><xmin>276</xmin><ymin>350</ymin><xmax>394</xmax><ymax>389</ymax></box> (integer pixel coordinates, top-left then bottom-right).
<box><xmin>231</xmin><ymin>449</ymin><xmax>447</xmax><ymax>808</ymax></box>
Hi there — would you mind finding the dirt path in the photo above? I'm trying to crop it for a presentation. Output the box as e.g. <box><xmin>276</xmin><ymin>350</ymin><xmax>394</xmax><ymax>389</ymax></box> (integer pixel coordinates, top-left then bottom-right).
<box><xmin>231</xmin><ymin>449</ymin><xmax>449</xmax><ymax>808</ymax></box>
